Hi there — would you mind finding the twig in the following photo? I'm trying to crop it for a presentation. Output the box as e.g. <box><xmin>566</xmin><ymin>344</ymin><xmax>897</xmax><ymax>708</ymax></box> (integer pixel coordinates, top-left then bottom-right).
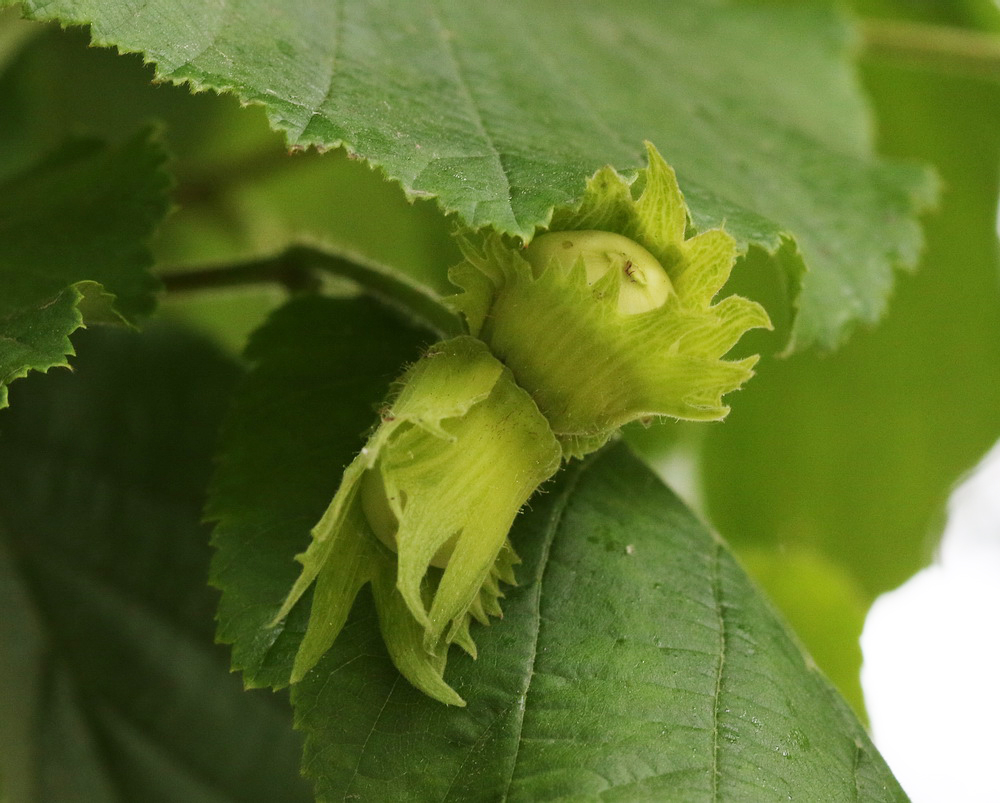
<box><xmin>160</xmin><ymin>253</ymin><xmax>321</xmax><ymax>294</ymax></box>
<box><xmin>861</xmin><ymin>18</ymin><xmax>1000</xmax><ymax>82</ymax></box>
<box><xmin>159</xmin><ymin>246</ymin><xmax>464</xmax><ymax>338</ymax></box>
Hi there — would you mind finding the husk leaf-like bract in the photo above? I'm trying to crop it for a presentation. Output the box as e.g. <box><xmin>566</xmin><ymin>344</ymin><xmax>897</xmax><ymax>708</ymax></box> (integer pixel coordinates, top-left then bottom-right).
<box><xmin>271</xmin><ymin>337</ymin><xmax>560</xmax><ymax>705</ymax></box>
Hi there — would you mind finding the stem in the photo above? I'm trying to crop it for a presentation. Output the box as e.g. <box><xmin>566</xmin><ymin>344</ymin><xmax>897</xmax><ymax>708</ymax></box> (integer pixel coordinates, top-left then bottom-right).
<box><xmin>861</xmin><ymin>19</ymin><xmax>1000</xmax><ymax>82</ymax></box>
<box><xmin>159</xmin><ymin>246</ymin><xmax>464</xmax><ymax>338</ymax></box>
<box><xmin>160</xmin><ymin>253</ymin><xmax>321</xmax><ymax>294</ymax></box>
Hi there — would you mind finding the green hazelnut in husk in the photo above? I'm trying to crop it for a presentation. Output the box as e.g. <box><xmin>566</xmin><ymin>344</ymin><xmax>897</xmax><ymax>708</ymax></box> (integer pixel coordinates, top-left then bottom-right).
<box><xmin>360</xmin><ymin>456</ymin><xmax>460</xmax><ymax>569</ymax></box>
<box><xmin>448</xmin><ymin>142</ymin><xmax>771</xmax><ymax>458</ymax></box>
<box><xmin>270</xmin><ymin>336</ymin><xmax>561</xmax><ymax>706</ymax></box>
<box><xmin>271</xmin><ymin>143</ymin><xmax>769</xmax><ymax>707</ymax></box>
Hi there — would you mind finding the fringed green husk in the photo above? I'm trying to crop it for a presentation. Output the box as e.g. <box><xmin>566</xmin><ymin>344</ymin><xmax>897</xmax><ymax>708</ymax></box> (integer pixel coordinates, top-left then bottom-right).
<box><xmin>448</xmin><ymin>143</ymin><xmax>771</xmax><ymax>459</ymax></box>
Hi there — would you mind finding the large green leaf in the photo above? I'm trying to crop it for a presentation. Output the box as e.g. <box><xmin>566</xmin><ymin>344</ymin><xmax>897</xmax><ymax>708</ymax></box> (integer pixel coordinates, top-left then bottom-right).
<box><xmin>209</xmin><ymin>294</ymin><xmax>904</xmax><ymax>801</ymax></box>
<box><xmin>0</xmin><ymin>129</ymin><xmax>169</xmax><ymax>408</ymax></box>
<box><xmin>6</xmin><ymin>0</ymin><xmax>933</xmax><ymax>350</ymax></box>
<box><xmin>0</xmin><ymin>325</ymin><xmax>311</xmax><ymax>802</ymax></box>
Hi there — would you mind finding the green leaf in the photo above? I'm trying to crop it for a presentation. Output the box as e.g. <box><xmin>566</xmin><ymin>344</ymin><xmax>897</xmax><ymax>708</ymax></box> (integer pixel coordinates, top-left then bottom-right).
<box><xmin>210</xmin><ymin>294</ymin><xmax>903</xmax><ymax>800</ymax></box>
<box><xmin>0</xmin><ymin>325</ymin><xmax>311</xmax><ymax>803</ymax></box>
<box><xmin>702</xmin><ymin>15</ymin><xmax>1000</xmax><ymax>600</ymax></box>
<box><xmin>735</xmin><ymin>546</ymin><xmax>869</xmax><ymax>719</ymax></box>
<box><xmin>6</xmin><ymin>1</ymin><xmax>934</xmax><ymax>350</ymax></box>
<box><xmin>0</xmin><ymin>129</ymin><xmax>170</xmax><ymax>408</ymax></box>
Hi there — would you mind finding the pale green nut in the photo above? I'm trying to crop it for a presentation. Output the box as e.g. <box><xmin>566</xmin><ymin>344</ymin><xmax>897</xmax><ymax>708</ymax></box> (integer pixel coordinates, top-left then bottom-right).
<box><xmin>361</xmin><ymin>457</ymin><xmax>460</xmax><ymax>569</ymax></box>
<box><xmin>448</xmin><ymin>142</ymin><xmax>772</xmax><ymax>459</ymax></box>
<box><xmin>524</xmin><ymin>230</ymin><xmax>673</xmax><ymax>315</ymax></box>
<box><xmin>270</xmin><ymin>336</ymin><xmax>561</xmax><ymax>706</ymax></box>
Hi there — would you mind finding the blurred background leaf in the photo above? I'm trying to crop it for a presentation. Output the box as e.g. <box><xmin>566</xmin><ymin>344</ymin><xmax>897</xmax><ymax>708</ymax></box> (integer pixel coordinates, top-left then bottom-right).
<box><xmin>0</xmin><ymin>324</ymin><xmax>311</xmax><ymax>803</ymax></box>
<box><xmin>694</xmin><ymin>0</ymin><xmax>1000</xmax><ymax>715</ymax></box>
<box><xmin>0</xmin><ymin>19</ymin><xmax>458</xmax><ymax>283</ymax></box>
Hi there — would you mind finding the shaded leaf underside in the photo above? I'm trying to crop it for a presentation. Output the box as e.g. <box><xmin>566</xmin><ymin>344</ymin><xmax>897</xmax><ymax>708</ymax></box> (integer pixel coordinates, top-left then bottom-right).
<box><xmin>0</xmin><ymin>326</ymin><xmax>310</xmax><ymax>803</ymax></box>
<box><xmin>7</xmin><ymin>0</ymin><xmax>935</xmax><ymax>350</ymax></box>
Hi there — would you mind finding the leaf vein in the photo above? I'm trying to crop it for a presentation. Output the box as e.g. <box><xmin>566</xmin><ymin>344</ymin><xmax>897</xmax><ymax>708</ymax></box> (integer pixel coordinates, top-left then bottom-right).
<box><xmin>424</xmin><ymin>0</ymin><xmax>516</xmax><ymax>229</ymax></box>
<box><xmin>852</xmin><ymin>738</ymin><xmax>863</xmax><ymax>803</ymax></box>
<box><xmin>440</xmin><ymin>704</ymin><xmax>515</xmax><ymax>801</ymax></box>
<box><xmin>710</xmin><ymin>539</ymin><xmax>726</xmax><ymax>802</ymax></box>
<box><xmin>500</xmin><ymin>459</ymin><xmax>588</xmax><ymax>801</ymax></box>
<box><xmin>342</xmin><ymin>675</ymin><xmax>401</xmax><ymax>795</ymax></box>
<box><xmin>292</xmin><ymin>0</ymin><xmax>343</xmax><ymax>143</ymax></box>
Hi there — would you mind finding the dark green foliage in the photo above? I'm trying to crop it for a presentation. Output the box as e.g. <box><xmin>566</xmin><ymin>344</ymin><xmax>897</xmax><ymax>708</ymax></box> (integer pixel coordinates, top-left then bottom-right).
<box><xmin>0</xmin><ymin>326</ymin><xmax>311</xmax><ymax>802</ymax></box>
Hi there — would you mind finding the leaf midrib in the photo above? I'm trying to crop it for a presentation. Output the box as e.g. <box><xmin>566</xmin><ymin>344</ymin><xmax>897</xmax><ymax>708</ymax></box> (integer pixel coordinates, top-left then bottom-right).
<box><xmin>709</xmin><ymin>539</ymin><xmax>727</xmax><ymax>802</ymax></box>
<box><xmin>424</xmin><ymin>0</ymin><xmax>516</xmax><ymax>231</ymax></box>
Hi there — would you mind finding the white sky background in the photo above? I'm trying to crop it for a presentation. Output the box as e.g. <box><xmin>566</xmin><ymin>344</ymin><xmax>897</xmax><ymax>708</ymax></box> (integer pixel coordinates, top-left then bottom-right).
<box><xmin>861</xmin><ymin>438</ymin><xmax>1000</xmax><ymax>802</ymax></box>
